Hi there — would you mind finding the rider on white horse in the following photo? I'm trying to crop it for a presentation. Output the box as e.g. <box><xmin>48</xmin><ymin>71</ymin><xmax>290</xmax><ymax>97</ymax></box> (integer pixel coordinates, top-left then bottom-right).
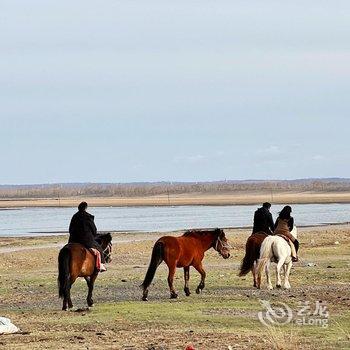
<box><xmin>256</xmin><ymin>216</ymin><xmax>298</xmax><ymax>290</ymax></box>
<box><xmin>274</xmin><ymin>206</ymin><xmax>299</xmax><ymax>262</ymax></box>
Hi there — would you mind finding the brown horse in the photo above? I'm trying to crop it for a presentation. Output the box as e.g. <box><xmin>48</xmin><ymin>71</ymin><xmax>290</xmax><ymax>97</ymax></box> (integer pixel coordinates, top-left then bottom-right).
<box><xmin>58</xmin><ymin>233</ymin><xmax>112</xmax><ymax>310</ymax></box>
<box><xmin>141</xmin><ymin>228</ymin><xmax>231</xmax><ymax>301</ymax></box>
<box><xmin>238</xmin><ymin>232</ymin><xmax>267</xmax><ymax>287</ymax></box>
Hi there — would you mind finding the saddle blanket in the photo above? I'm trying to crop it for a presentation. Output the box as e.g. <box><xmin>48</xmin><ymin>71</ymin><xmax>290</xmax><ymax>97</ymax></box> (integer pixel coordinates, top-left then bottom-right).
<box><xmin>89</xmin><ymin>248</ymin><xmax>102</xmax><ymax>270</ymax></box>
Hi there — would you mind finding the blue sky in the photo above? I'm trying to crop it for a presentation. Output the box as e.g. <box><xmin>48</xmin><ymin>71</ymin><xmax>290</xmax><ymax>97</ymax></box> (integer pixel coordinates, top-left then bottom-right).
<box><xmin>1</xmin><ymin>1</ymin><xmax>349</xmax><ymax>184</ymax></box>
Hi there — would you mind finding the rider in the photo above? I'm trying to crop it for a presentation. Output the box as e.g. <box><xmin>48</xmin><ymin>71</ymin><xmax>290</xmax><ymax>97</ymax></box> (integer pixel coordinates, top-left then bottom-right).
<box><xmin>252</xmin><ymin>202</ymin><xmax>275</xmax><ymax>235</ymax></box>
<box><xmin>274</xmin><ymin>205</ymin><xmax>299</xmax><ymax>262</ymax></box>
<box><xmin>68</xmin><ymin>201</ymin><xmax>106</xmax><ymax>271</ymax></box>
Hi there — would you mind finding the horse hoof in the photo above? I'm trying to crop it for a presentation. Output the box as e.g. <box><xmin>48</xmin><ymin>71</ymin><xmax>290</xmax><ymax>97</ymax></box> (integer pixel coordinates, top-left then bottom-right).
<box><xmin>276</xmin><ymin>284</ymin><xmax>281</xmax><ymax>289</ymax></box>
<box><xmin>62</xmin><ymin>307</ymin><xmax>68</xmax><ymax>311</ymax></box>
<box><xmin>196</xmin><ymin>288</ymin><xmax>201</xmax><ymax>294</ymax></box>
<box><xmin>142</xmin><ymin>297</ymin><xmax>148</xmax><ymax>301</ymax></box>
<box><xmin>170</xmin><ymin>293</ymin><xmax>178</xmax><ymax>299</ymax></box>
<box><xmin>184</xmin><ymin>288</ymin><xmax>191</xmax><ymax>296</ymax></box>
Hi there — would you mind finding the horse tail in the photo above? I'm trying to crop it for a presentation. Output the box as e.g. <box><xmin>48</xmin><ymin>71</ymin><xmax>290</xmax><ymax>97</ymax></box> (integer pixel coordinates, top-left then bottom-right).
<box><xmin>256</xmin><ymin>237</ymin><xmax>274</xmax><ymax>277</ymax></box>
<box><xmin>58</xmin><ymin>246</ymin><xmax>71</xmax><ymax>299</ymax></box>
<box><xmin>238</xmin><ymin>238</ymin><xmax>256</xmax><ymax>276</ymax></box>
<box><xmin>141</xmin><ymin>241</ymin><xmax>164</xmax><ymax>290</ymax></box>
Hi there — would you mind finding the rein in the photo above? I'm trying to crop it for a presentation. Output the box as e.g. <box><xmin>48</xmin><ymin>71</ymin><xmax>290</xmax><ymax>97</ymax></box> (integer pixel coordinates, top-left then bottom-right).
<box><xmin>103</xmin><ymin>242</ymin><xmax>112</xmax><ymax>260</ymax></box>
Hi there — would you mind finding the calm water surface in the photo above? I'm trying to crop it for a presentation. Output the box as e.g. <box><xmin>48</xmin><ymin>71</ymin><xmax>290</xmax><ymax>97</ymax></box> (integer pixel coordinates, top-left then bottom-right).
<box><xmin>0</xmin><ymin>203</ymin><xmax>349</xmax><ymax>237</ymax></box>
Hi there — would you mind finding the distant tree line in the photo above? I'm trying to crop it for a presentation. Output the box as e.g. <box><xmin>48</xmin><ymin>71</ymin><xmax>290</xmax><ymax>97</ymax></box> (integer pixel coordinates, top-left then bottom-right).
<box><xmin>0</xmin><ymin>179</ymin><xmax>349</xmax><ymax>199</ymax></box>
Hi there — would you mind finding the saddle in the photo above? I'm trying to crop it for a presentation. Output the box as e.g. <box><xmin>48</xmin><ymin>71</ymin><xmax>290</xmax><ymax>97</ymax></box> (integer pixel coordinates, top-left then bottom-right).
<box><xmin>276</xmin><ymin>234</ymin><xmax>290</xmax><ymax>243</ymax></box>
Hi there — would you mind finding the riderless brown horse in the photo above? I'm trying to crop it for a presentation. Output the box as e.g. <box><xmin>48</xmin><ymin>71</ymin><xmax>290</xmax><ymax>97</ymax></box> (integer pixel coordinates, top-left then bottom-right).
<box><xmin>238</xmin><ymin>232</ymin><xmax>267</xmax><ymax>287</ymax></box>
<box><xmin>141</xmin><ymin>228</ymin><xmax>231</xmax><ymax>301</ymax></box>
<box><xmin>58</xmin><ymin>233</ymin><xmax>112</xmax><ymax>310</ymax></box>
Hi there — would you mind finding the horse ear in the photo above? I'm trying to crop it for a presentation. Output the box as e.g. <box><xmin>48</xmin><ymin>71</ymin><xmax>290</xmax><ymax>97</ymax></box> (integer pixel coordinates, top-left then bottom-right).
<box><xmin>216</xmin><ymin>228</ymin><xmax>224</xmax><ymax>237</ymax></box>
<box><xmin>106</xmin><ymin>232</ymin><xmax>112</xmax><ymax>242</ymax></box>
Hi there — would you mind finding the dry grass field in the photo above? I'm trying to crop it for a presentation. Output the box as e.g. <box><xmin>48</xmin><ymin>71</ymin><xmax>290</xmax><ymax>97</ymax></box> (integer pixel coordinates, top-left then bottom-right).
<box><xmin>2</xmin><ymin>191</ymin><xmax>350</xmax><ymax>208</ymax></box>
<box><xmin>0</xmin><ymin>225</ymin><xmax>349</xmax><ymax>349</ymax></box>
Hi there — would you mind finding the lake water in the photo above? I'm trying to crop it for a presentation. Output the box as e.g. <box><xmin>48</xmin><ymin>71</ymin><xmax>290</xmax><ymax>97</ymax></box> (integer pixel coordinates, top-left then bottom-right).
<box><xmin>0</xmin><ymin>203</ymin><xmax>349</xmax><ymax>237</ymax></box>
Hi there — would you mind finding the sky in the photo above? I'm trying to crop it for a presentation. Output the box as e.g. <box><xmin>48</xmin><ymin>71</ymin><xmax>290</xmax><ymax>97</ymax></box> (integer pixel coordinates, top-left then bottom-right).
<box><xmin>1</xmin><ymin>1</ymin><xmax>350</xmax><ymax>184</ymax></box>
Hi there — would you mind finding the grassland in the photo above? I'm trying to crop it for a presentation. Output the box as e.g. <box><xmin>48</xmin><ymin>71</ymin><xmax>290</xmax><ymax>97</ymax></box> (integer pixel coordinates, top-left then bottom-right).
<box><xmin>2</xmin><ymin>190</ymin><xmax>350</xmax><ymax>208</ymax></box>
<box><xmin>0</xmin><ymin>225</ymin><xmax>349</xmax><ymax>349</ymax></box>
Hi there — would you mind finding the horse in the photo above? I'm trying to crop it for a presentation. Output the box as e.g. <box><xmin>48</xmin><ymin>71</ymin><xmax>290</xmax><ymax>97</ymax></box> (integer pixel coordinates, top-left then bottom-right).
<box><xmin>256</xmin><ymin>226</ymin><xmax>298</xmax><ymax>290</ymax></box>
<box><xmin>141</xmin><ymin>228</ymin><xmax>231</xmax><ymax>301</ymax></box>
<box><xmin>238</xmin><ymin>232</ymin><xmax>268</xmax><ymax>287</ymax></box>
<box><xmin>57</xmin><ymin>233</ymin><xmax>112</xmax><ymax>310</ymax></box>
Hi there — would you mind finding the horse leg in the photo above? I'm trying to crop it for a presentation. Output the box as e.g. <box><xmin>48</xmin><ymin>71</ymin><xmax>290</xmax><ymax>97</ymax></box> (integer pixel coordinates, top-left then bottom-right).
<box><xmin>167</xmin><ymin>263</ymin><xmax>178</xmax><ymax>299</ymax></box>
<box><xmin>283</xmin><ymin>261</ymin><xmax>292</xmax><ymax>289</ymax></box>
<box><xmin>62</xmin><ymin>297</ymin><xmax>68</xmax><ymax>311</ymax></box>
<box><xmin>265</xmin><ymin>261</ymin><xmax>273</xmax><ymax>290</ymax></box>
<box><xmin>61</xmin><ymin>278</ymin><xmax>73</xmax><ymax>310</ymax></box>
<box><xmin>63</xmin><ymin>285</ymin><xmax>73</xmax><ymax>310</ymax></box>
<box><xmin>84</xmin><ymin>276</ymin><xmax>93</xmax><ymax>306</ymax></box>
<box><xmin>183</xmin><ymin>266</ymin><xmax>191</xmax><ymax>296</ymax></box>
<box><xmin>256</xmin><ymin>272</ymin><xmax>262</xmax><ymax>289</ymax></box>
<box><xmin>67</xmin><ymin>280</ymin><xmax>75</xmax><ymax>309</ymax></box>
<box><xmin>252</xmin><ymin>261</ymin><xmax>257</xmax><ymax>288</ymax></box>
<box><xmin>193</xmin><ymin>262</ymin><xmax>206</xmax><ymax>294</ymax></box>
<box><xmin>65</xmin><ymin>272</ymin><xmax>78</xmax><ymax>309</ymax></box>
<box><xmin>61</xmin><ymin>280</ymin><xmax>69</xmax><ymax>311</ymax></box>
<box><xmin>275</xmin><ymin>259</ymin><xmax>284</xmax><ymax>288</ymax></box>
<box><xmin>85</xmin><ymin>272</ymin><xmax>98</xmax><ymax>307</ymax></box>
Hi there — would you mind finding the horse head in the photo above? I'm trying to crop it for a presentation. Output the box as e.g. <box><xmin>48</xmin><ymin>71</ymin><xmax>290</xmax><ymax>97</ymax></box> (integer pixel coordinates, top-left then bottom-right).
<box><xmin>213</xmin><ymin>228</ymin><xmax>231</xmax><ymax>259</ymax></box>
<box><xmin>96</xmin><ymin>233</ymin><xmax>113</xmax><ymax>263</ymax></box>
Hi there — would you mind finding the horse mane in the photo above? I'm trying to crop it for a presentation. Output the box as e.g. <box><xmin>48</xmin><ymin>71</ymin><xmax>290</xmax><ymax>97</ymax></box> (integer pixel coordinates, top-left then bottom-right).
<box><xmin>182</xmin><ymin>228</ymin><xmax>222</xmax><ymax>237</ymax></box>
<box><xmin>96</xmin><ymin>232</ymin><xmax>112</xmax><ymax>244</ymax></box>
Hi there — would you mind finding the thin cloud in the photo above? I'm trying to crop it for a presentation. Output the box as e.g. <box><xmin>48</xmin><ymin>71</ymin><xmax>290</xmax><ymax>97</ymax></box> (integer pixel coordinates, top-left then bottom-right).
<box><xmin>256</xmin><ymin>145</ymin><xmax>283</xmax><ymax>156</ymax></box>
<box><xmin>173</xmin><ymin>155</ymin><xmax>206</xmax><ymax>164</ymax></box>
<box><xmin>312</xmin><ymin>155</ymin><xmax>325</xmax><ymax>161</ymax></box>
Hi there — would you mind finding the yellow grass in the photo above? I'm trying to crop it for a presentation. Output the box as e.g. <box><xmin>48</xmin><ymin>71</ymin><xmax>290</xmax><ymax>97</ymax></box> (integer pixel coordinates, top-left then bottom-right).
<box><xmin>2</xmin><ymin>190</ymin><xmax>350</xmax><ymax>208</ymax></box>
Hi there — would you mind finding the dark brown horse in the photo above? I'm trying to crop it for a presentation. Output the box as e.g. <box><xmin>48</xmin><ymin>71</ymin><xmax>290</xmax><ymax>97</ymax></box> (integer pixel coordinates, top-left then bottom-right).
<box><xmin>238</xmin><ymin>232</ymin><xmax>267</xmax><ymax>287</ymax></box>
<box><xmin>58</xmin><ymin>233</ymin><xmax>112</xmax><ymax>310</ymax></box>
<box><xmin>141</xmin><ymin>228</ymin><xmax>230</xmax><ymax>301</ymax></box>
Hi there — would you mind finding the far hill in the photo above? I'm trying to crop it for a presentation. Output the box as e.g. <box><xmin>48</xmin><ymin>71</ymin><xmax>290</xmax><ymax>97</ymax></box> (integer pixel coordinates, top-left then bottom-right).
<box><xmin>1</xmin><ymin>178</ymin><xmax>350</xmax><ymax>199</ymax></box>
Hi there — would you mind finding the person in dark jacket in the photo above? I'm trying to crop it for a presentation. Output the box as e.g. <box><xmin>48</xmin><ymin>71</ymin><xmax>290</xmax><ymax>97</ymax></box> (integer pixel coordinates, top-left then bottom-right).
<box><xmin>252</xmin><ymin>202</ymin><xmax>275</xmax><ymax>235</ymax></box>
<box><xmin>68</xmin><ymin>202</ymin><xmax>106</xmax><ymax>268</ymax></box>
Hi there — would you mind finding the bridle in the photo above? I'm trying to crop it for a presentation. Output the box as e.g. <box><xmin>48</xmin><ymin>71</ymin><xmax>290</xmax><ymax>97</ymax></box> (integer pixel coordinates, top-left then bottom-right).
<box><xmin>214</xmin><ymin>235</ymin><xmax>230</xmax><ymax>252</ymax></box>
<box><xmin>103</xmin><ymin>242</ymin><xmax>112</xmax><ymax>261</ymax></box>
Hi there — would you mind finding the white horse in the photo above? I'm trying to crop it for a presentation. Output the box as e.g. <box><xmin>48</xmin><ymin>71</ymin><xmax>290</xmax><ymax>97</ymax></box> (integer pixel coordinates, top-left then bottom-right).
<box><xmin>256</xmin><ymin>226</ymin><xmax>298</xmax><ymax>290</ymax></box>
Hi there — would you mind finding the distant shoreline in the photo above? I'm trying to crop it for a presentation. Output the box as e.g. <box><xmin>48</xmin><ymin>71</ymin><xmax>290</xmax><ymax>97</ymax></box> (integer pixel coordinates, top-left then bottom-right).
<box><xmin>2</xmin><ymin>190</ymin><xmax>350</xmax><ymax>208</ymax></box>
